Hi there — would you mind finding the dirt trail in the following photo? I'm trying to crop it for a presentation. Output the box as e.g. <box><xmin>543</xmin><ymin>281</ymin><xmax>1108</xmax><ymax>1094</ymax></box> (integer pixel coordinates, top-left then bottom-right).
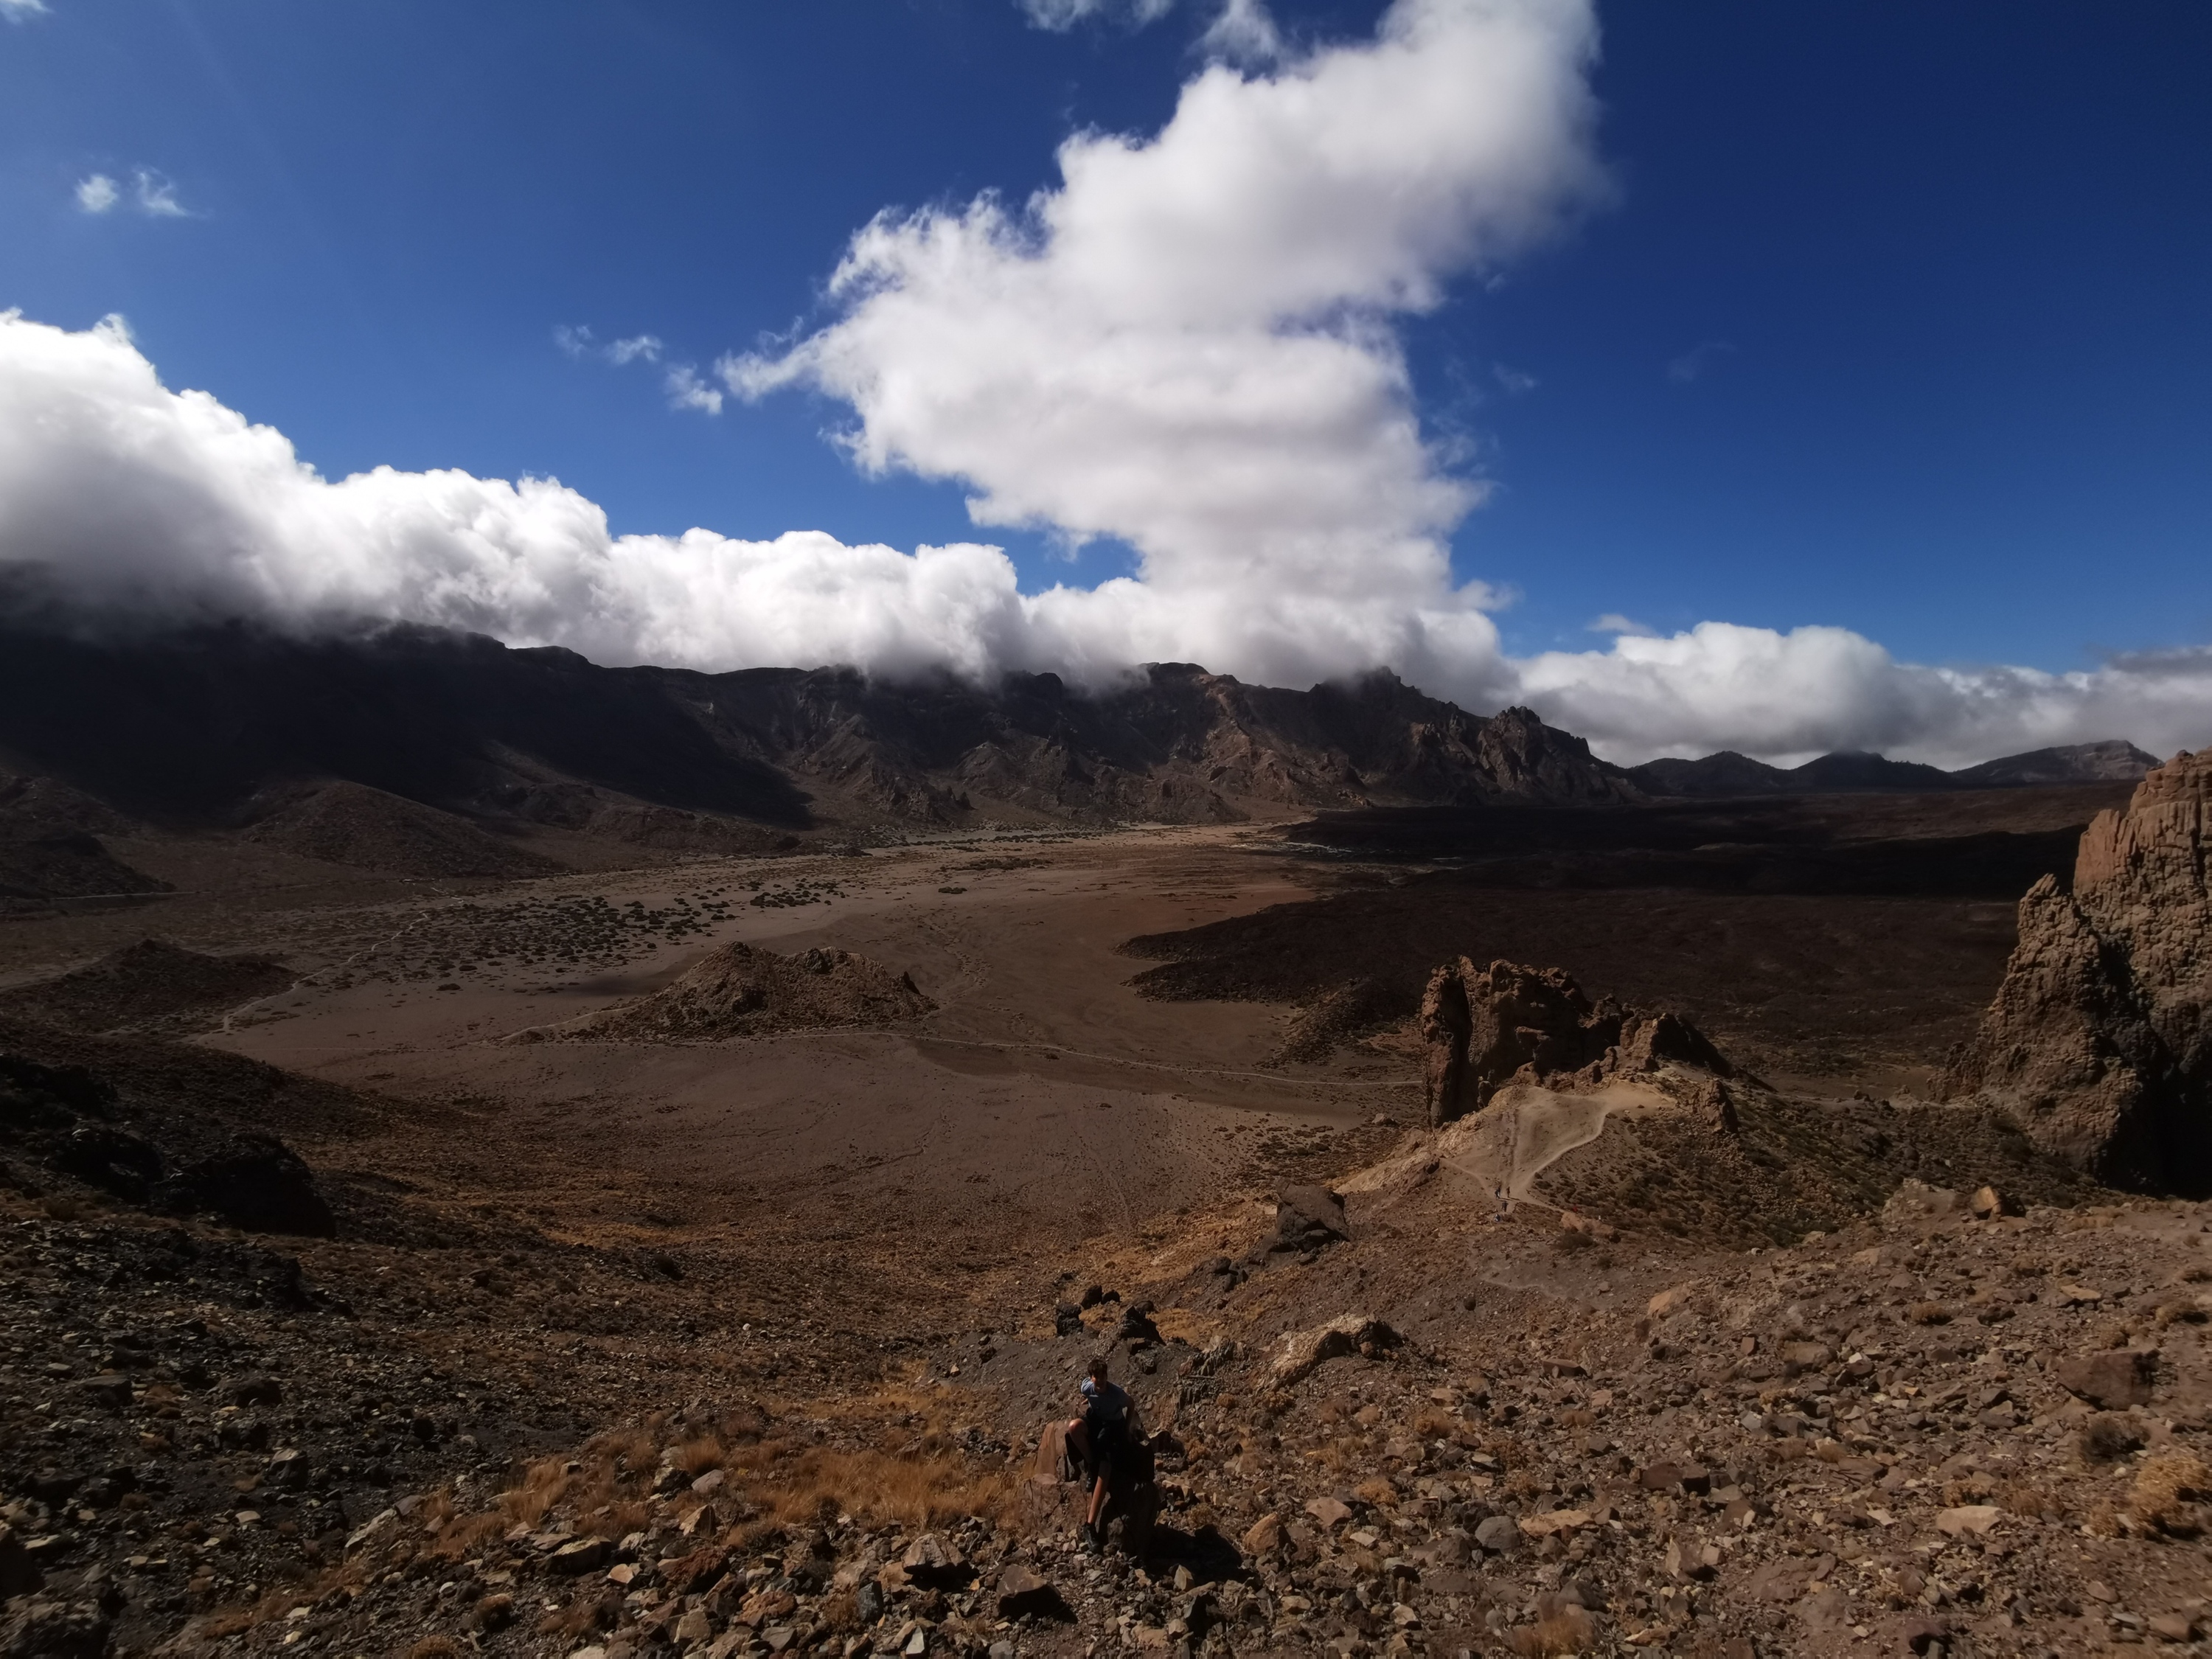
<box><xmin>1343</xmin><ymin>1079</ymin><xmax>1672</xmax><ymax>1209</ymax></box>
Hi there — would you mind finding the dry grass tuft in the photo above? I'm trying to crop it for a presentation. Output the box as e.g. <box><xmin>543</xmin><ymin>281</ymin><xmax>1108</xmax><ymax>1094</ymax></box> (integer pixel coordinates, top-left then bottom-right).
<box><xmin>672</xmin><ymin>1434</ymin><xmax>728</xmax><ymax>1475</ymax></box>
<box><xmin>406</xmin><ymin>1641</ymin><xmax>462</xmax><ymax>1659</ymax></box>
<box><xmin>500</xmin><ymin>1457</ymin><xmax>576</xmax><ymax>1528</ymax></box>
<box><xmin>820</xmin><ymin>1589</ymin><xmax>861</xmax><ymax>1632</ymax></box>
<box><xmin>2129</xmin><ymin>1452</ymin><xmax>2212</xmax><ymax>1536</ymax></box>
<box><xmin>1412</xmin><ymin>1408</ymin><xmax>1455</xmax><ymax>1440</ymax></box>
<box><xmin>1510</xmin><ymin>1607</ymin><xmax>1596</xmax><ymax>1656</ymax></box>
<box><xmin>1907</xmin><ymin>1301</ymin><xmax>1952</xmax><ymax>1326</ymax></box>
<box><xmin>1999</xmin><ymin>1478</ymin><xmax>2062</xmax><ymax>1520</ymax></box>
<box><xmin>591</xmin><ymin>1426</ymin><xmax>656</xmax><ymax>1471</ymax></box>
<box><xmin>534</xmin><ymin>1594</ymin><xmax>616</xmax><ymax>1639</ymax></box>
<box><xmin>742</xmin><ymin>1441</ymin><xmax>1019</xmax><ymax>1530</ymax></box>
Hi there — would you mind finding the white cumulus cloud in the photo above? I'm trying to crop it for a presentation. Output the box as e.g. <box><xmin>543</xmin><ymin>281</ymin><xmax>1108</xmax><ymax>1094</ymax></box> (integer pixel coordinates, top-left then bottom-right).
<box><xmin>730</xmin><ymin>0</ymin><xmax>1606</xmax><ymax>694</ymax></box>
<box><xmin>74</xmin><ymin>174</ymin><xmax>119</xmax><ymax>214</ymax></box>
<box><xmin>2</xmin><ymin>0</ymin><xmax>50</xmax><ymax>22</ymax></box>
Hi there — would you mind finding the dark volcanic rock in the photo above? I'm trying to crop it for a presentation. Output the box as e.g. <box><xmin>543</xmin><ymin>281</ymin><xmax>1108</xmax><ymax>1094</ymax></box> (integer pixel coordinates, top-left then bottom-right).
<box><xmin>151</xmin><ymin>1133</ymin><xmax>336</xmax><ymax>1237</ymax></box>
<box><xmin>0</xmin><ymin>1048</ymin><xmax>335</xmax><ymax>1234</ymax></box>
<box><xmin>1943</xmin><ymin>748</ymin><xmax>2212</xmax><ymax>1189</ymax></box>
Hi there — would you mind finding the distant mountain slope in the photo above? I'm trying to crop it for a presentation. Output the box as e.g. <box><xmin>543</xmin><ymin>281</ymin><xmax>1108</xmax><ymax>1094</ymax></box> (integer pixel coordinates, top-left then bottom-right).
<box><xmin>1950</xmin><ymin>740</ymin><xmax>2163</xmax><ymax>787</ymax></box>
<box><xmin>1629</xmin><ymin>738</ymin><xmax>2162</xmax><ymax>799</ymax></box>
<box><xmin>0</xmin><ymin>623</ymin><xmax>1634</xmax><ymax>838</ymax></box>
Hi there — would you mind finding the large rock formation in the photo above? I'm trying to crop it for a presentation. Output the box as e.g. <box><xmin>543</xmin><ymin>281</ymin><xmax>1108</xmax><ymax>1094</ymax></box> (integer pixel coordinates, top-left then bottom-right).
<box><xmin>1942</xmin><ymin>749</ymin><xmax>2212</xmax><ymax>1189</ymax></box>
<box><xmin>1419</xmin><ymin>957</ymin><xmax>1731</xmax><ymax>1127</ymax></box>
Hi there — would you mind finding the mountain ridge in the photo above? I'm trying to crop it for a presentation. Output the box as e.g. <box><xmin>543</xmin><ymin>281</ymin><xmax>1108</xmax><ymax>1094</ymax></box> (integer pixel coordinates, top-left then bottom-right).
<box><xmin>1627</xmin><ymin>737</ymin><xmax>2160</xmax><ymax>799</ymax></box>
<box><xmin>0</xmin><ymin>623</ymin><xmax>1632</xmax><ymax>851</ymax></box>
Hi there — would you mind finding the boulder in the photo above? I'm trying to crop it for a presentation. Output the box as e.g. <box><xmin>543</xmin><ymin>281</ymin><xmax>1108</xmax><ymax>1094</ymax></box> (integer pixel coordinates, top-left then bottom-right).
<box><xmin>1270</xmin><ymin>1183</ymin><xmax>1350</xmax><ymax>1253</ymax></box>
<box><xmin>1240</xmin><ymin>1513</ymin><xmax>1284</xmax><ymax>1555</ymax></box>
<box><xmin>0</xmin><ymin>1524</ymin><xmax>41</xmax><ymax>1600</ymax></box>
<box><xmin>549</xmin><ymin>1537</ymin><xmax>612</xmax><ymax>1575</ymax></box>
<box><xmin>994</xmin><ymin>1563</ymin><xmax>1070</xmax><ymax>1620</ymax></box>
<box><xmin>1265</xmin><ymin>1315</ymin><xmax>1400</xmax><ymax>1388</ymax></box>
<box><xmin>2055</xmin><ymin>1349</ymin><xmax>2157</xmax><ymax>1410</ymax></box>
<box><xmin>150</xmin><ymin>1133</ymin><xmax>336</xmax><ymax>1237</ymax></box>
<box><xmin>1473</xmin><ymin>1515</ymin><xmax>1519</xmax><ymax>1555</ymax></box>
<box><xmin>1942</xmin><ymin>749</ymin><xmax>2212</xmax><ymax>1189</ymax></box>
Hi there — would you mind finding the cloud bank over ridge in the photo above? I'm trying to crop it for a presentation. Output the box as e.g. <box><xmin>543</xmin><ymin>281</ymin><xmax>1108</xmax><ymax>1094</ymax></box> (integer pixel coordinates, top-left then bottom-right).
<box><xmin>0</xmin><ymin>0</ymin><xmax>2204</xmax><ymax>768</ymax></box>
<box><xmin>4</xmin><ymin>307</ymin><xmax>2205</xmax><ymax>770</ymax></box>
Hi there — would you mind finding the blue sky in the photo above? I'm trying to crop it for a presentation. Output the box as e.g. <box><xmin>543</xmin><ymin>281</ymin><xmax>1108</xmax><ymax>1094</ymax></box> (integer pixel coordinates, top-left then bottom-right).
<box><xmin>1</xmin><ymin>1</ymin><xmax>2208</xmax><ymax>762</ymax></box>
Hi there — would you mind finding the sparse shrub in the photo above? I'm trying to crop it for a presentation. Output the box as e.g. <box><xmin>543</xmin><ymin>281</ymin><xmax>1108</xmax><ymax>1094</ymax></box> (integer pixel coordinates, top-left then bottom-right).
<box><xmin>1354</xmin><ymin>1476</ymin><xmax>1398</xmax><ymax>1508</ymax></box>
<box><xmin>1907</xmin><ymin>1301</ymin><xmax>1951</xmax><ymax>1326</ymax></box>
<box><xmin>471</xmin><ymin>1593</ymin><xmax>515</xmax><ymax>1632</ymax></box>
<box><xmin>2079</xmin><ymin>1413</ymin><xmax>2144</xmax><ymax>1464</ymax></box>
<box><xmin>1412</xmin><ymin>1408</ymin><xmax>1455</xmax><ymax>1440</ymax></box>
<box><xmin>1998</xmin><ymin>1478</ymin><xmax>2061</xmax><ymax>1519</ymax></box>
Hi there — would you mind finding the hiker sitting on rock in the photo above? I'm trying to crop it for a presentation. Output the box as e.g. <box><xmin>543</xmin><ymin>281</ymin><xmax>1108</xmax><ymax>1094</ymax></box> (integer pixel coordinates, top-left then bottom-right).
<box><xmin>1064</xmin><ymin>1353</ymin><xmax>1133</xmax><ymax>1548</ymax></box>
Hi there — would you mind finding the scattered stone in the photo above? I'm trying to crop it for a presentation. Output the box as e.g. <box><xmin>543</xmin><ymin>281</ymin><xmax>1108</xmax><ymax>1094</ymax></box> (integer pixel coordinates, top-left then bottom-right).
<box><xmin>549</xmin><ymin>1537</ymin><xmax>612</xmax><ymax>1575</ymax></box>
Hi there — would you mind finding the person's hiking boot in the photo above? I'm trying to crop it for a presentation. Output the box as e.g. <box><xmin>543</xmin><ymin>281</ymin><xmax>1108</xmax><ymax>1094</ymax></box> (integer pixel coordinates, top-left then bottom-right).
<box><xmin>1079</xmin><ymin>1522</ymin><xmax>1102</xmax><ymax>1553</ymax></box>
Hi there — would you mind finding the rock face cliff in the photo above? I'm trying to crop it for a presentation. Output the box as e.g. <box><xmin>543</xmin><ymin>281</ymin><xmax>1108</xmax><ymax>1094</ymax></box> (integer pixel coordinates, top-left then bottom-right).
<box><xmin>1419</xmin><ymin>956</ymin><xmax>1732</xmax><ymax>1127</ymax></box>
<box><xmin>1942</xmin><ymin>748</ymin><xmax>2212</xmax><ymax>1190</ymax></box>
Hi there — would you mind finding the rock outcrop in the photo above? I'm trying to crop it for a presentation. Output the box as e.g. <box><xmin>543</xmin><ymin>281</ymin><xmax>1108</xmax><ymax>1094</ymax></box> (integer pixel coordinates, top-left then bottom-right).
<box><xmin>551</xmin><ymin>942</ymin><xmax>933</xmax><ymax>1042</ymax></box>
<box><xmin>1942</xmin><ymin>748</ymin><xmax>2212</xmax><ymax>1189</ymax></box>
<box><xmin>1420</xmin><ymin>957</ymin><xmax>1731</xmax><ymax>1127</ymax></box>
<box><xmin>0</xmin><ymin>938</ymin><xmax>293</xmax><ymax>1036</ymax></box>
